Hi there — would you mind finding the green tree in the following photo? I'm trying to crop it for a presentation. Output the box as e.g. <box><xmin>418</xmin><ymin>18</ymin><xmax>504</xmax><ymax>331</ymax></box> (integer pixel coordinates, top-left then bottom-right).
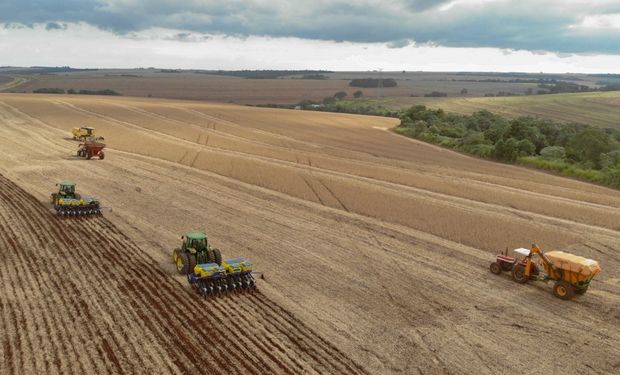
<box><xmin>334</xmin><ymin>91</ymin><xmax>347</xmax><ymax>100</ymax></box>
<box><xmin>322</xmin><ymin>96</ymin><xmax>336</xmax><ymax>105</ymax></box>
<box><xmin>540</xmin><ymin>146</ymin><xmax>566</xmax><ymax>160</ymax></box>
<box><xmin>566</xmin><ymin>129</ymin><xmax>617</xmax><ymax>168</ymax></box>
<box><xmin>484</xmin><ymin>121</ymin><xmax>510</xmax><ymax>143</ymax></box>
<box><xmin>353</xmin><ymin>90</ymin><xmax>363</xmax><ymax>98</ymax></box>
<box><xmin>412</xmin><ymin>120</ymin><xmax>428</xmax><ymax>136</ymax></box>
<box><xmin>494</xmin><ymin>138</ymin><xmax>533</xmax><ymax>161</ymax></box>
<box><xmin>601</xmin><ymin>150</ymin><xmax>620</xmax><ymax>168</ymax></box>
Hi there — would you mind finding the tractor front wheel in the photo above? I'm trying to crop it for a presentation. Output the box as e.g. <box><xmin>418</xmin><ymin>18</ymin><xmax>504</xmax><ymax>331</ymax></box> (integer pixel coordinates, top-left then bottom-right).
<box><xmin>553</xmin><ymin>280</ymin><xmax>574</xmax><ymax>300</ymax></box>
<box><xmin>489</xmin><ymin>262</ymin><xmax>502</xmax><ymax>275</ymax></box>
<box><xmin>511</xmin><ymin>264</ymin><xmax>528</xmax><ymax>284</ymax></box>
<box><xmin>99</xmin><ymin>152</ymin><xmax>105</xmax><ymax>160</ymax></box>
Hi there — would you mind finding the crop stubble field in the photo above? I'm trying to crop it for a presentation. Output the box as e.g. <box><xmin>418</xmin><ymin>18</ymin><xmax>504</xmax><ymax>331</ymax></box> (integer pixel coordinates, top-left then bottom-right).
<box><xmin>0</xmin><ymin>93</ymin><xmax>619</xmax><ymax>374</ymax></box>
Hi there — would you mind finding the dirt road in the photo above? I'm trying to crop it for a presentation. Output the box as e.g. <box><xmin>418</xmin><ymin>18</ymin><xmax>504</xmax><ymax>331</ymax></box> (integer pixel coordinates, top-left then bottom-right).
<box><xmin>0</xmin><ymin>93</ymin><xmax>618</xmax><ymax>374</ymax></box>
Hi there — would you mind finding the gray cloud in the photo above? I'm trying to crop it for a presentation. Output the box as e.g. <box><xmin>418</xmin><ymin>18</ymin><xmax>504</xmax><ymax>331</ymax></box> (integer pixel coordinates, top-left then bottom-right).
<box><xmin>1</xmin><ymin>0</ymin><xmax>620</xmax><ymax>54</ymax></box>
<box><xmin>45</xmin><ymin>22</ymin><xmax>67</xmax><ymax>31</ymax></box>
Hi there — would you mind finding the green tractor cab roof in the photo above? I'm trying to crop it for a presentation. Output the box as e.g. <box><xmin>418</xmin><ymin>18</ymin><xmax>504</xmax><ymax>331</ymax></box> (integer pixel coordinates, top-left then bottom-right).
<box><xmin>59</xmin><ymin>182</ymin><xmax>76</xmax><ymax>186</ymax></box>
<box><xmin>185</xmin><ymin>231</ymin><xmax>207</xmax><ymax>241</ymax></box>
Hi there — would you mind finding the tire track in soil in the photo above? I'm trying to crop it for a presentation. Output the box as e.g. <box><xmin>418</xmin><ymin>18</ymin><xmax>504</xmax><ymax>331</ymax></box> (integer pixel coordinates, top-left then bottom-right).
<box><xmin>9</xmin><ymin>193</ymin><xmax>195</xmax><ymax>373</ymax></box>
<box><xmin>84</xmin><ymin>202</ymin><xmax>367</xmax><ymax>374</ymax></box>
<box><xmin>0</xmin><ymin>234</ymin><xmax>65</xmax><ymax>375</ymax></box>
<box><xmin>77</xmin><ymin>219</ymin><xmax>265</xmax><ymax>375</ymax></box>
<box><xmin>0</xmin><ymin>212</ymin><xmax>56</xmax><ymax>374</ymax></box>
<box><xmin>0</xmin><ymin>173</ymin><xmax>368</xmax><ymax>374</ymax></box>
<box><xmin>86</xmin><ymin>220</ymin><xmax>290</xmax><ymax>375</ymax></box>
<box><xmin>87</xmin><ymin>220</ymin><xmax>300</xmax><ymax>373</ymax></box>
<box><xmin>0</xmin><ymin>190</ymin><xmax>112</xmax><ymax>374</ymax></box>
<box><xmin>0</xmin><ymin>180</ymin><xmax>167</xmax><ymax>374</ymax></box>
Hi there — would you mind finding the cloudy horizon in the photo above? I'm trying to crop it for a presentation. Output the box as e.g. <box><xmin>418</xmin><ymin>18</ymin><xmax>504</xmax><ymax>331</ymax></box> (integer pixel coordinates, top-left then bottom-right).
<box><xmin>2</xmin><ymin>0</ymin><xmax>620</xmax><ymax>73</ymax></box>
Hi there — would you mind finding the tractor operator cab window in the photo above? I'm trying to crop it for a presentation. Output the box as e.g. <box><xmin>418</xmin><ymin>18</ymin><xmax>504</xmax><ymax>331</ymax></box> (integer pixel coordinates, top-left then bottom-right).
<box><xmin>191</xmin><ymin>239</ymin><xmax>206</xmax><ymax>250</ymax></box>
<box><xmin>60</xmin><ymin>185</ymin><xmax>75</xmax><ymax>195</ymax></box>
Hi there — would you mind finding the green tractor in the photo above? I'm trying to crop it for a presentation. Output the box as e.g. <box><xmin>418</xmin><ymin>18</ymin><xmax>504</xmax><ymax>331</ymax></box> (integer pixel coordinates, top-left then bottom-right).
<box><xmin>50</xmin><ymin>182</ymin><xmax>101</xmax><ymax>216</ymax></box>
<box><xmin>172</xmin><ymin>231</ymin><xmax>222</xmax><ymax>274</ymax></box>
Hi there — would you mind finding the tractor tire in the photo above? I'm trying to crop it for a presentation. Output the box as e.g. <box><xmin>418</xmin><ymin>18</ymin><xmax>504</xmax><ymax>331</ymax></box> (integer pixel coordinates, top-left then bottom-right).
<box><xmin>87</xmin><ymin>154</ymin><xmax>92</xmax><ymax>160</ymax></box>
<box><xmin>574</xmin><ymin>286</ymin><xmax>588</xmax><ymax>295</ymax></box>
<box><xmin>206</xmin><ymin>249</ymin><xmax>215</xmax><ymax>264</ymax></box>
<box><xmin>553</xmin><ymin>280</ymin><xmax>574</xmax><ymax>300</ymax></box>
<box><xmin>213</xmin><ymin>248</ymin><xmax>222</xmax><ymax>266</ymax></box>
<box><xmin>99</xmin><ymin>152</ymin><xmax>105</xmax><ymax>160</ymax></box>
<box><xmin>188</xmin><ymin>254</ymin><xmax>197</xmax><ymax>273</ymax></box>
<box><xmin>489</xmin><ymin>262</ymin><xmax>502</xmax><ymax>275</ymax></box>
<box><xmin>176</xmin><ymin>252</ymin><xmax>190</xmax><ymax>274</ymax></box>
<box><xmin>511</xmin><ymin>264</ymin><xmax>528</xmax><ymax>284</ymax></box>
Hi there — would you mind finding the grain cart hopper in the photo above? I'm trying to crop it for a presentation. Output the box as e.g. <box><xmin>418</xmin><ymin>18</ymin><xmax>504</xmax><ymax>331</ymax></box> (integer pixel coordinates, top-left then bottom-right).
<box><xmin>50</xmin><ymin>182</ymin><xmax>102</xmax><ymax>216</ymax></box>
<box><xmin>489</xmin><ymin>244</ymin><xmax>601</xmax><ymax>300</ymax></box>
<box><xmin>173</xmin><ymin>231</ymin><xmax>256</xmax><ymax>296</ymax></box>
<box><xmin>72</xmin><ymin>126</ymin><xmax>104</xmax><ymax>142</ymax></box>
<box><xmin>77</xmin><ymin>140</ymin><xmax>106</xmax><ymax>160</ymax></box>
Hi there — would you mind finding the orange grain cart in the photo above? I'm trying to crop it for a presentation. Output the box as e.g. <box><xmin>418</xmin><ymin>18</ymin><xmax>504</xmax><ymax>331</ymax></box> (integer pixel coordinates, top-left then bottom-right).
<box><xmin>490</xmin><ymin>244</ymin><xmax>601</xmax><ymax>300</ymax></box>
<box><xmin>77</xmin><ymin>141</ymin><xmax>106</xmax><ymax>160</ymax></box>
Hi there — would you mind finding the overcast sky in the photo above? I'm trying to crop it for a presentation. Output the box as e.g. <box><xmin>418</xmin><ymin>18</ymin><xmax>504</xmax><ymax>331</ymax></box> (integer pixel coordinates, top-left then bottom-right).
<box><xmin>2</xmin><ymin>0</ymin><xmax>620</xmax><ymax>72</ymax></box>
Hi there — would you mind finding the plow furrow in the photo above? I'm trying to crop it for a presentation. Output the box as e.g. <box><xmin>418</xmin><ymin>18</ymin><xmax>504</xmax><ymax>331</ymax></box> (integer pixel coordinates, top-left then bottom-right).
<box><xmin>0</xmin><ymin>172</ymin><xmax>366</xmax><ymax>374</ymax></box>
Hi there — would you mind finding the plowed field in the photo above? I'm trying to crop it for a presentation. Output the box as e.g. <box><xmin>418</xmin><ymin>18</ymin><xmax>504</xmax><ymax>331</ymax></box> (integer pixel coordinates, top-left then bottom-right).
<box><xmin>0</xmin><ymin>93</ymin><xmax>619</xmax><ymax>374</ymax></box>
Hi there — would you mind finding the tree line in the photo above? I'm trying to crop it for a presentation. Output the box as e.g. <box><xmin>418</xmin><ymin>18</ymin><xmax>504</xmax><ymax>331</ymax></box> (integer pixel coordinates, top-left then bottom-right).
<box><xmin>396</xmin><ymin>105</ymin><xmax>620</xmax><ymax>188</ymax></box>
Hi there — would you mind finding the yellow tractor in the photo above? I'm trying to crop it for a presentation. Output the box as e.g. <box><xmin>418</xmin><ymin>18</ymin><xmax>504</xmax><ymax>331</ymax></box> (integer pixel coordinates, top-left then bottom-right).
<box><xmin>72</xmin><ymin>126</ymin><xmax>104</xmax><ymax>142</ymax></box>
<box><xmin>490</xmin><ymin>244</ymin><xmax>601</xmax><ymax>300</ymax></box>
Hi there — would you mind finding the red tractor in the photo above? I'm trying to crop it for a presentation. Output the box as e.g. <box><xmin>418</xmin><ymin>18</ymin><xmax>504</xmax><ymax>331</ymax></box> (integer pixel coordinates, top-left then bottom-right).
<box><xmin>77</xmin><ymin>141</ymin><xmax>105</xmax><ymax>160</ymax></box>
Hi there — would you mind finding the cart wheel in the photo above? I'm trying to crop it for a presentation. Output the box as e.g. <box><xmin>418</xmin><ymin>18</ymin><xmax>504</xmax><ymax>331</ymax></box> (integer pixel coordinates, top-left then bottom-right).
<box><xmin>511</xmin><ymin>264</ymin><xmax>528</xmax><ymax>283</ymax></box>
<box><xmin>99</xmin><ymin>152</ymin><xmax>105</xmax><ymax>160</ymax></box>
<box><xmin>553</xmin><ymin>280</ymin><xmax>574</xmax><ymax>300</ymax></box>
<box><xmin>489</xmin><ymin>262</ymin><xmax>502</xmax><ymax>275</ymax></box>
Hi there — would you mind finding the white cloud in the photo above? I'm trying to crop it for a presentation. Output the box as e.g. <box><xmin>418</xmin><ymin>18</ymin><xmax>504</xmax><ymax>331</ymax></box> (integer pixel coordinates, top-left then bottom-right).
<box><xmin>1</xmin><ymin>22</ymin><xmax>620</xmax><ymax>73</ymax></box>
<box><xmin>574</xmin><ymin>13</ymin><xmax>620</xmax><ymax>29</ymax></box>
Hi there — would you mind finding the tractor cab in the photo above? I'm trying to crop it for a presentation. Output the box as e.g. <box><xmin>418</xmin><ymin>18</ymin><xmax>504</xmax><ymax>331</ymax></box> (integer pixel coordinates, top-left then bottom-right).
<box><xmin>57</xmin><ymin>182</ymin><xmax>77</xmax><ymax>198</ymax></box>
<box><xmin>81</xmin><ymin>127</ymin><xmax>95</xmax><ymax>137</ymax></box>
<box><xmin>182</xmin><ymin>231</ymin><xmax>208</xmax><ymax>253</ymax></box>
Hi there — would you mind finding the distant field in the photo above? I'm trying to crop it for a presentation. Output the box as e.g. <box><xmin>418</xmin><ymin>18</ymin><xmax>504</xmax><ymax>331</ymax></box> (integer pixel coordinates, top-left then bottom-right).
<box><xmin>370</xmin><ymin>91</ymin><xmax>620</xmax><ymax>129</ymax></box>
<box><xmin>4</xmin><ymin>69</ymin><xmax>593</xmax><ymax>104</ymax></box>
<box><xmin>5</xmin><ymin>69</ymin><xmax>619</xmax><ymax>128</ymax></box>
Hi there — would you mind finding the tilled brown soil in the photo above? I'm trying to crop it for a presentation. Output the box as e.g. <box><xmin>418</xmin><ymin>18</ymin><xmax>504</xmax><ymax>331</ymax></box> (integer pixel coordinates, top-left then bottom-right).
<box><xmin>0</xmin><ymin>174</ymin><xmax>366</xmax><ymax>374</ymax></box>
<box><xmin>0</xmin><ymin>93</ymin><xmax>619</xmax><ymax>374</ymax></box>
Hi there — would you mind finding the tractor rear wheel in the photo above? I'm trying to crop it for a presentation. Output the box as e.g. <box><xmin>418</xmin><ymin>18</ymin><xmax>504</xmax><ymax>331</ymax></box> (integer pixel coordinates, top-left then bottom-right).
<box><xmin>213</xmin><ymin>248</ymin><xmax>222</xmax><ymax>266</ymax></box>
<box><xmin>188</xmin><ymin>254</ymin><xmax>197</xmax><ymax>273</ymax></box>
<box><xmin>511</xmin><ymin>264</ymin><xmax>528</xmax><ymax>283</ymax></box>
<box><xmin>176</xmin><ymin>252</ymin><xmax>190</xmax><ymax>274</ymax></box>
<box><xmin>553</xmin><ymin>280</ymin><xmax>574</xmax><ymax>300</ymax></box>
<box><xmin>489</xmin><ymin>262</ymin><xmax>502</xmax><ymax>275</ymax></box>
